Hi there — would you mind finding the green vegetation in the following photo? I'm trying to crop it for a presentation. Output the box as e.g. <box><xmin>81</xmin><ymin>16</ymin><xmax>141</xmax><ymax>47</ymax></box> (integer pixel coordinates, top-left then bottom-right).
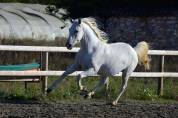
<box><xmin>0</xmin><ymin>76</ymin><xmax>178</xmax><ymax>103</ymax></box>
<box><xmin>0</xmin><ymin>0</ymin><xmax>177</xmax><ymax>103</ymax></box>
<box><xmin>0</xmin><ymin>39</ymin><xmax>177</xmax><ymax>103</ymax></box>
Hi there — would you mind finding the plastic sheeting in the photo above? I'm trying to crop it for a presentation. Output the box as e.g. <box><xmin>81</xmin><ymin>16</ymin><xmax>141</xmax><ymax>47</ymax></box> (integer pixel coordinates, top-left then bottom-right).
<box><xmin>0</xmin><ymin>3</ymin><xmax>71</xmax><ymax>40</ymax></box>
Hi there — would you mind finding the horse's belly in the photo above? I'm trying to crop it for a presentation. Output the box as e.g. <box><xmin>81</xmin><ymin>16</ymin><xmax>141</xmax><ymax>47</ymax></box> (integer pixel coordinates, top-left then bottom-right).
<box><xmin>98</xmin><ymin>63</ymin><xmax>126</xmax><ymax>76</ymax></box>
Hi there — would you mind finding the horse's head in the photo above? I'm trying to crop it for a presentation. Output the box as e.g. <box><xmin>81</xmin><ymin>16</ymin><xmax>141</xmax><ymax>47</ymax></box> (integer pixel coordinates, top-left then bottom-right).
<box><xmin>66</xmin><ymin>19</ymin><xmax>83</xmax><ymax>50</ymax></box>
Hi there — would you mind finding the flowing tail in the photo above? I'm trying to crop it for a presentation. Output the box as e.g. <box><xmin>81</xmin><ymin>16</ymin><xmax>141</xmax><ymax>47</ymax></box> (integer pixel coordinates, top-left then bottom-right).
<box><xmin>134</xmin><ymin>41</ymin><xmax>150</xmax><ymax>70</ymax></box>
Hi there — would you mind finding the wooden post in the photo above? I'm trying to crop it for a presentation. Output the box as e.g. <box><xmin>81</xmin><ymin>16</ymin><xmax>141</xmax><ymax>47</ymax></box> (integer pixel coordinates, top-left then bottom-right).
<box><xmin>157</xmin><ymin>55</ymin><xmax>164</xmax><ymax>96</ymax></box>
<box><xmin>41</xmin><ymin>52</ymin><xmax>49</xmax><ymax>94</ymax></box>
<box><xmin>25</xmin><ymin>81</ymin><xmax>27</xmax><ymax>92</ymax></box>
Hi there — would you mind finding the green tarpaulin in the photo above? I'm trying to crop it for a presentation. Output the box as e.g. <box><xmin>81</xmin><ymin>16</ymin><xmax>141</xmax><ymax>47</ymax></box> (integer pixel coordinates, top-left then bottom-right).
<box><xmin>0</xmin><ymin>63</ymin><xmax>40</xmax><ymax>71</ymax></box>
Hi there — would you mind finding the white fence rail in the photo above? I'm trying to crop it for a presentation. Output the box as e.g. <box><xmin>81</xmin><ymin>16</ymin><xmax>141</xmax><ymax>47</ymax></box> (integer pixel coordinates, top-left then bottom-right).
<box><xmin>0</xmin><ymin>45</ymin><xmax>178</xmax><ymax>95</ymax></box>
<box><xmin>0</xmin><ymin>45</ymin><xmax>178</xmax><ymax>55</ymax></box>
<box><xmin>0</xmin><ymin>71</ymin><xmax>178</xmax><ymax>78</ymax></box>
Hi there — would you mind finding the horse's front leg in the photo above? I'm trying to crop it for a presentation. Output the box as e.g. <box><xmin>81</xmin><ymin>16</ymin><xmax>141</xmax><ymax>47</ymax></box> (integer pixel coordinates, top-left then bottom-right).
<box><xmin>86</xmin><ymin>76</ymin><xmax>109</xmax><ymax>99</ymax></box>
<box><xmin>77</xmin><ymin>68</ymin><xmax>96</xmax><ymax>91</ymax></box>
<box><xmin>47</xmin><ymin>63</ymin><xmax>78</xmax><ymax>93</ymax></box>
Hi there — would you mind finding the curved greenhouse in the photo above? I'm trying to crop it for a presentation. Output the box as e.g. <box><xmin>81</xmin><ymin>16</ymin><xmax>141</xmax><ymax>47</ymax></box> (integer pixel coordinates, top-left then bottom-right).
<box><xmin>0</xmin><ymin>3</ymin><xmax>71</xmax><ymax>40</ymax></box>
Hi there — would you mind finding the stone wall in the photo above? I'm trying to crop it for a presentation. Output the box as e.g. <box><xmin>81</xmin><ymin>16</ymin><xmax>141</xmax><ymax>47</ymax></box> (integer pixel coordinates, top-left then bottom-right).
<box><xmin>106</xmin><ymin>16</ymin><xmax>178</xmax><ymax>50</ymax></box>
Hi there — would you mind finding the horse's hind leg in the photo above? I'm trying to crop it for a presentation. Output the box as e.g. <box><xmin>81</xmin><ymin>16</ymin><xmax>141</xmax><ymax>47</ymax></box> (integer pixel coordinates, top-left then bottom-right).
<box><xmin>112</xmin><ymin>69</ymin><xmax>130</xmax><ymax>105</ymax></box>
<box><xmin>104</xmin><ymin>77</ymin><xmax>110</xmax><ymax>101</ymax></box>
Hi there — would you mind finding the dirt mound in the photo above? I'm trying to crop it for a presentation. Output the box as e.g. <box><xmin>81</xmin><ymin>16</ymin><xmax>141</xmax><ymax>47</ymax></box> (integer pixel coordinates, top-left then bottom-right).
<box><xmin>0</xmin><ymin>100</ymin><xmax>177</xmax><ymax>118</ymax></box>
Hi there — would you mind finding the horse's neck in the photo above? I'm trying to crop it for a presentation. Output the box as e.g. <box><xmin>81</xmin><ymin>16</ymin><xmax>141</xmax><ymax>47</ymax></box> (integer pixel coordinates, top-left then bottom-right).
<box><xmin>81</xmin><ymin>24</ymin><xmax>101</xmax><ymax>53</ymax></box>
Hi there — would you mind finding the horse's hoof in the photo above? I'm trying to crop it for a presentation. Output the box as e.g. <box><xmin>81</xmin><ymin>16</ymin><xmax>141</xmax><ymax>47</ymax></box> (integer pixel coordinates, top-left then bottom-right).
<box><xmin>84</xmin><ymin>94</ymin><xmax>91</xmax><ymax>99</ymax></box>
<box><xmin>80</xmin><ymin>90</ymin><xmax>88</xmax><ymax>96</ymax></box>
<box><xmin>84</xmin><ymin>94</ymin><xmax>88</xmax><ymax>99</ymax></box>
<box><xmin>111</xmin><ymin>101</ymin><xmax>117</xmax><ymax>106</ymax></box>
<box><xmin>84</xmin><ymin>92</ymin><xmax>94</xmax><ymax>99</ymax></box>
<box><xmin>46</xmin><ymin>88</ymin><xmax>52</xmax><ymax>94</ymax></box>
<box><xmin>106</xmin><ymin>102</ymin><xmax>117</xmax><ymax>106</ymax></box>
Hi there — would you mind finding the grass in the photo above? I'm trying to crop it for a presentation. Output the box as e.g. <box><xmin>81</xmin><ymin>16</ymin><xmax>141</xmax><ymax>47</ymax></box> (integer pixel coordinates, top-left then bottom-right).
<box><xmin>0</xmin><ymin>39</ymin><xmax>178</xmax><ymax>103</ymax></box>
<box><xmin>0</xmin><ymin>76</ymin><xmax>178</xmax><ymax>103</ymax></box>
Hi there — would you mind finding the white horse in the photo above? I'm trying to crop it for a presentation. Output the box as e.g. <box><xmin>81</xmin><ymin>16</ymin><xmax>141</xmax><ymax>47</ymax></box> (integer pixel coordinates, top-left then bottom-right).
<box><xmin>47</xmin><ymin>17</ymin><xmax>150</xmax><ymax>105</ymax></box>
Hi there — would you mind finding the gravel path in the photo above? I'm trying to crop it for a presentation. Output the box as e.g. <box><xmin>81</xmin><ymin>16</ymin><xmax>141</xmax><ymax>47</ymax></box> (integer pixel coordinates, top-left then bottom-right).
<box><xmin>0</xmin><ymin>100</ymin><xmax>177</xmax><ymax>118</ymax></box>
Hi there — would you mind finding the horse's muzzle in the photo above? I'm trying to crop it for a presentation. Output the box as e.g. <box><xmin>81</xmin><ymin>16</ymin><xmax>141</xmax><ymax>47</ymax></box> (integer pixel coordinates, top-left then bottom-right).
<box><xmin>66</xmin><ymin>43</ymin><xmax>72</xmax><ymax>50</ymax></box>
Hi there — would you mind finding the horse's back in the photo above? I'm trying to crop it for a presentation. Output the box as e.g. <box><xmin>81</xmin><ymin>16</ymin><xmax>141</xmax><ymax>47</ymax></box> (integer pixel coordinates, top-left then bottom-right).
<box><xmin>108</xmin><ymin>42</ymin><xmax>137</xmax><ymax>59</ymax></box>
<box><xmin>111</xmin><ymin>42</ymin><xmax>138</xmax><ymax>63</ymax></box>
<box><xmin>98</xmin><ymin>42</ymin><xmax>138</xmax><ymax>75</ymax></box>
<box><xmin>109</xmin><ymin>42</ymin><xmax>133</xmax><ymax>51</ymax></box>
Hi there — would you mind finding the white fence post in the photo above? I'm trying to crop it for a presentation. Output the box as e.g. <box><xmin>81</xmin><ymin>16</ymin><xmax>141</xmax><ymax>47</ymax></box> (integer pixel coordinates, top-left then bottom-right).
<box><xmin>41</xmin><ymin>52</ymin><xmax>49</xmax><ymax>95</ymax></box>
<box><xmin>158</xmin><ymin>55</ymin><xmax>165</xmax><ymax>96</ymax></box>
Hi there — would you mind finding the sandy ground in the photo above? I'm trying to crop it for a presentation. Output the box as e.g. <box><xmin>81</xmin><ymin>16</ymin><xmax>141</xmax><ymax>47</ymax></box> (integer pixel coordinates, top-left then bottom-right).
<box><xmin>0</xmin><ymin>100</ymin><xmax>177</xmax><ymax>118</ymax></box>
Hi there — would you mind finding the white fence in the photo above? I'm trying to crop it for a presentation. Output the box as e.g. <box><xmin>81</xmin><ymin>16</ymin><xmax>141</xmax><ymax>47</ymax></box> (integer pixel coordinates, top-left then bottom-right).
<box><xmin>0</xmin><ymin>45</ymin><xmax>178</xmax><ymax>95</ymax></box>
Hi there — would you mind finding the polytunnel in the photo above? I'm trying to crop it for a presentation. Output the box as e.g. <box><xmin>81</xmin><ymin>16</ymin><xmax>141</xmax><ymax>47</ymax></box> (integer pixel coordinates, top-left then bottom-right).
<box><xmin>0</xmin><ymin>3</ymin><xmax>71</xmax><ymax>40</ymax></box>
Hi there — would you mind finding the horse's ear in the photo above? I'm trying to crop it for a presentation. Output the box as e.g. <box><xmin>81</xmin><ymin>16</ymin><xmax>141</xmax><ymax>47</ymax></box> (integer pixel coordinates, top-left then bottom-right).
<box><xmin>60</xmin><ymin>23</ymin><xmax>67</xmax><ymax>29</ymax></box>
<box><xmin>60</xmin><ymin>25</ymin><xmax>65</xmax><ymax>29</ymax></box>
<box><xmin>70</xmin><ymin>18</ymin><xmax>74</xmax><ymax>23</ymax></box>
<box><xmin>78</xmin><ymin>18</ymin><xmax>81</xmax><ymax>24</ymax></box>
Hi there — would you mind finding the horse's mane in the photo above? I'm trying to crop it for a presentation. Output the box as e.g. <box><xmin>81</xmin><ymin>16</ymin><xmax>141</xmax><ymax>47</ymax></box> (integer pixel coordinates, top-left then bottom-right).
<box><xmin>82</xmin><ymin>17</ymin><xmax>108</xmax><ymax>42</ymax></box>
